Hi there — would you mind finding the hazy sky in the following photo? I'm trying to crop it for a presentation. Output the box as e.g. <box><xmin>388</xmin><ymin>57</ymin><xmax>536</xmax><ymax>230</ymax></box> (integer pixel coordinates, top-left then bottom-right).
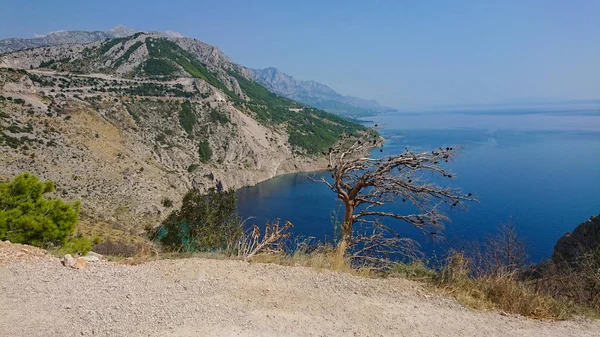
<box><xmin>1</xmin><ymin>0</ymin><xmax>598</xmax><ymax>109</ymax></box>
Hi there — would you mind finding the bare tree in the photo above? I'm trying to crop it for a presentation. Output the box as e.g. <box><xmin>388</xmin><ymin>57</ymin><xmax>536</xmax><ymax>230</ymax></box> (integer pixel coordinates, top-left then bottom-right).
<box><xmin>481</xmin><ymin>219</ymin><xmax>527</xmax><ymax>277</ymax></box>
<box><xmin>316</xmin><ymin>128</ymin><xmax>476</xmax><ymax>258</ymax></box>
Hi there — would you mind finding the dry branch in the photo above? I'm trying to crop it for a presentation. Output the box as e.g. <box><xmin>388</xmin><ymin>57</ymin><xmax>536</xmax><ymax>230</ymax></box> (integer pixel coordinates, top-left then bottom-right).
<box><xmin>237</xmin><ymin>219</ymin><xmax>293</xmax><ymax>261</ymax></box>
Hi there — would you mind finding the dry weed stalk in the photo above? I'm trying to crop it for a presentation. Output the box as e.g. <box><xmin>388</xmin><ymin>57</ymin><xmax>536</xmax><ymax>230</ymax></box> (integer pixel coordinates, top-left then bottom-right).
<box><xmin>237</xmin><ymin>219</ymin><xmax>293</xmax><ymax>261</ymax></box>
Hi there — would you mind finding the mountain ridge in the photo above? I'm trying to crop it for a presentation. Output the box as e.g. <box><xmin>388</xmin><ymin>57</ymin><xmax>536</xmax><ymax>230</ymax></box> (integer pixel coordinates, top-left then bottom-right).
<box><xmin>250</xmin><ymin>66</ymin><xmax>397</xmax><ymax>117</ymax></box>
<box><xmin>1</xmin><ymin>26</ymin><xmax>394</xmax><ymax>118</ymax></box>
<box><xmin>0</xmin><ymin>25</ymin><xmax>183</xmax><ymax>54</ymax></box>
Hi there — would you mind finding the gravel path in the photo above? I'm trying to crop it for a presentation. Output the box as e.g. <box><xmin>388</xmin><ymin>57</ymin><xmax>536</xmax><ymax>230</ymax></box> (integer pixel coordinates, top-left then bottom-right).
<box><xmin>1</xmin><ymin>247</ymin><xmax>599</xmax><ymax>336</ymax></box>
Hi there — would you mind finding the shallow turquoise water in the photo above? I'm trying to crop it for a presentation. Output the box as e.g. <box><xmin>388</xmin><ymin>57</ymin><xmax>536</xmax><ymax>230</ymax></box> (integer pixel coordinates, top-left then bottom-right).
<box><xmin>237</xmin><ymin>111</ymin><xmax>600</xmax><ymax>262</ymax></box>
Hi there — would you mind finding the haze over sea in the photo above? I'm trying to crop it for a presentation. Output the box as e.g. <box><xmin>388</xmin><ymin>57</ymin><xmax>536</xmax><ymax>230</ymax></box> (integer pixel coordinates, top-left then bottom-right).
<box><xmin>238</xmin><ymin>105</ymin><xmax>600</xmax><ymax>263</ymax></box>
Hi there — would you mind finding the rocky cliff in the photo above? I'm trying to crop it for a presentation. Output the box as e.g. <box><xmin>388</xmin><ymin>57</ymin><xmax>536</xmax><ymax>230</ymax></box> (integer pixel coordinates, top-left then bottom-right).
<box><xmin>553</xmin><ymin>214</ymin><xmax>600</xmax><ymax>266</ymax></box>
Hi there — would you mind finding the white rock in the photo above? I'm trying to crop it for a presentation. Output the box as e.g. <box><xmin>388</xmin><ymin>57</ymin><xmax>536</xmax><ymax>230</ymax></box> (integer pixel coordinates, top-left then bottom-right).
<box><xmin>63</xmin><ymin>254</ymin><xmax>75</xmax><ymax>268</ymax></box>
<box><xmin>82</xmin><ymin>256</ymin><xmax>100</xmax><ymax>263</ymax></box>
<box><xmin>85</xmin><ymin>251</ymin><xmax>103</xmax><ymax>259</ymax></box>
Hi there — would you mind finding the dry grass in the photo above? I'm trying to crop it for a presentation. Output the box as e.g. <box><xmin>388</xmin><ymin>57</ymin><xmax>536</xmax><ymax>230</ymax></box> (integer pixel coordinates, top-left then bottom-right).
<box><xmin>436</xmin><ymin>275</ymin><xmax>573</xmax><ymax>319</ymax></box>
<box><xmin>432</xmin><ymin>251</ymin><xmax>598</xmax><ymax>320</ymax></box>
<box><xmin>250</xmin><ymin>246</ymin><xmax>361</xmax><ymax>275</ymax></box>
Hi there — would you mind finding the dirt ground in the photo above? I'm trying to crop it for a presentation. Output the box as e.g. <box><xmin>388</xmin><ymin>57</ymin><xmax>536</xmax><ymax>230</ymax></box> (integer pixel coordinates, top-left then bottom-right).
<box><xmin>0</xmin><ymin>242</ymin><xmax>599</xmax><ymax>337</ymax></box>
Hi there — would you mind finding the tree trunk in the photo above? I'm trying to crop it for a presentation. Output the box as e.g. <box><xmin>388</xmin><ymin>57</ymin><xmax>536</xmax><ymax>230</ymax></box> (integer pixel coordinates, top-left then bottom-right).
<box><xmin>337</xmin><ymin>199</ymin><xmax>354</xmax><ymax>256</ymax></box>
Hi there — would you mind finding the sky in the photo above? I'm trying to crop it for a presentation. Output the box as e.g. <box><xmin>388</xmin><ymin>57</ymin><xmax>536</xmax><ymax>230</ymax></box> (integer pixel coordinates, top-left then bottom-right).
<box><xmin>1</xmin><ymin>0</ymin><xmax>599</xmax><ymax>109</ymax></box>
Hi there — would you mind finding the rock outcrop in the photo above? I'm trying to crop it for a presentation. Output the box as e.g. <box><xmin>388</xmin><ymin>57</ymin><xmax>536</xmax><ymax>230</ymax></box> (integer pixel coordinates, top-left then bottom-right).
<box><xmin>552</xmin><ymin>214</ymin><xmax>600</xmax><ymax>266</ymax></box>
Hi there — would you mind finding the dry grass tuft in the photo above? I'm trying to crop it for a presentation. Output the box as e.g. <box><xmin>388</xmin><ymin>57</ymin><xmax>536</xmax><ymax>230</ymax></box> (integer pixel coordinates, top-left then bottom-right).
<box><xmin>250</xmin><ymin>244</ymin><xmax>356</xmax><ymax>274</ymax></box>
<box><xmin>433</xmin><ymin>251</ymin><xmax>590</xmax><ymax>320</ymax></box>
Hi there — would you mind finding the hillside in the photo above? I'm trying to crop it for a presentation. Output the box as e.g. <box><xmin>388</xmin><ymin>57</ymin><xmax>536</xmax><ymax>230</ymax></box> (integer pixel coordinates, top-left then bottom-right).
<box><xmin>251</xmin><ymin>67</ymin><xmax>397</xmax><ymax>117</ymax></box>
<box><xmin>0</xmin><ymin>242</ymin><xmax>598</xmax><ymax>337</ymax></box>
<box><xmin>0</xmin><ymin>33</ymin><xmax>364</xmax><ymax>238</ymax></box>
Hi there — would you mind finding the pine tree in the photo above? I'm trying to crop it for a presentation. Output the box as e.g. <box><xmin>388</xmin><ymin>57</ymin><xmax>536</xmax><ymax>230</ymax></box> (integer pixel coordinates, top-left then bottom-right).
<box><xmin>0</xmin><ymin>172</ymin><xmax>80</xmax><ymax>247</ymax></box>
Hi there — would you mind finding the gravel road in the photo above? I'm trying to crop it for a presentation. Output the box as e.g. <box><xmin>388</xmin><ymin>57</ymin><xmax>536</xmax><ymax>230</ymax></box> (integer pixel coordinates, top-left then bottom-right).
<box><xmin>0</xmin><ymin>243</ymin><xmax>599</xmax><ymax>337</ymax></box>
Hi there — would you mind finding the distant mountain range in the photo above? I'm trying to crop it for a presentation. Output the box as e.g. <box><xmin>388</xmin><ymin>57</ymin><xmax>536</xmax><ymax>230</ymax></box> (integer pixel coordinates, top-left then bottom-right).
<box><xmin>0</xmin><ymin>25</ymin><xmax>394</xmax><ymax>118</ymax></box>
<box><xmin>0</xmin><ymin>25</ymin><xmax>183</xmax><ymax>54</ymax></box>
<box><xmin>250</xmin><ymin>67</ymin><xmax>397</xmax><ymax>117</ymax></box>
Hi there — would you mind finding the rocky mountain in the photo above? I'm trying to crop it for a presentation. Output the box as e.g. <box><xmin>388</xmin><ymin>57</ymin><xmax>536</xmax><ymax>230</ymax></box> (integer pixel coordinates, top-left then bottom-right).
<box><xmin>251</xmin><ymin>67</ymin><xmax>397</xmax><ymax>117</ymax></box>
<box><xmin>0</xmin><ymin>25</ymin><xmax>181</xmax><ymax>54</ymax></box>
<box><xmin>1</xmin><ymin>26</ymin><xmax>392</xmax><ymax>118</ymax></box>
<box><xmin>0</xmin><ymin>33</ymin><xmax>363</xmax><ymax>240</ymax></box>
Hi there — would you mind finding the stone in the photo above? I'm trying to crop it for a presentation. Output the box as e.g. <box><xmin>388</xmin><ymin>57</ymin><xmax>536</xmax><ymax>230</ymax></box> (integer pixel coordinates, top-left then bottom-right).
<box><xmin>72</xmin><ymin>257</ymin><xmax>88</xmax><ymax>270</ymax></box>
<box><xmin>63</xmin><ymin>254</ymin><xmax>75</xmax><ymax>268</ymax></box>
<box><xmin>82</xmin><ymin>256</ymin><xmax>99</xmax><ymax>263</ymax></box>
<box><xmin>85</xmin><ymin>251</ymin><xmax>103</xmax><ymax>259</ymax></box>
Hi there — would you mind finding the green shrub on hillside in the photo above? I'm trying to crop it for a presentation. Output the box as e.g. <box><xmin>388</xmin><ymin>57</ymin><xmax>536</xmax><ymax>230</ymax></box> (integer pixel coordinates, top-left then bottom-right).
<box><xmin>0</xmin><ymin>172</ymin><xmax>80</xmax><ymax>247</ymax></box>
<box><xmin>143</xmin><ymin>58</ymin><xmax>178</xmax><ymax>75</ymax></box>
<box><xmin>198</xmin><ymin>140</ymin><xmax>212</xmax><ymax>163</ymax></box>
<box><xmin>100</xmin><ymin>37</ymin><xmax>126</xmax><ymax>54</ymax></box>
<box><xmin>58</xmin><ymin>235</ymin><xmax>93</xmax><ymax>255</ymax></box>
<box><xmin>179</xmin><ymin>100</ymin><xmax>196</xmax><ymax>134</ymax></box>
<box><xmin>153</xmin><ymin>188</ymin><xmax>241</xmax><ymax>252</ymax></box>
<box><xmin>145</xmin><ymin>38</ymin><xmax>234</xmax><ymax>95</ymax></box>
<box><xmin>113</xmin><ymin>41</ymin><xmax>143</xmax><ymax>68</ymax></box>
<box><xmin>209</xmin><ymin>108</ymin><xmax>231</xmax><ymax>125</ymax></box>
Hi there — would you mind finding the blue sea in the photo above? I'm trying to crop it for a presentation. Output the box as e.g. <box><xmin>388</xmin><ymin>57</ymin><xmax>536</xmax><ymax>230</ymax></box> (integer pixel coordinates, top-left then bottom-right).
<box><xmin>237</xmin><ymin>108</ymin><xmax>600</xmax><ymax>262</ymax></box>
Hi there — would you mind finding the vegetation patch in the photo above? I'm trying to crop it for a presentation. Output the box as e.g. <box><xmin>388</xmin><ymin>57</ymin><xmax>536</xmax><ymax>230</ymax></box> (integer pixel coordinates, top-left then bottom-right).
<box><xmin>151</xmin><ymin>188</ymin><xmax>241</xmax><ymax>252</ymax></box>
<box><xmin>145</xmin><ymin>38</ymin><xmax>234</xmax><ymax>95</ymax></box>
<box><xmin>0</xmin><ymin>173</ymin><xmax>80</xmax><ymax>247</ymax></box>
<box><xmin>198</xmin><ymin>140</ymin><xmax>212</xmax><ymax>162</ymax></box>
<box><xmin>142</xmin><ymin>58</ymin><xmax>178</xmax><ymax>76</ymax></box>
<box><xmin>113</xmin><ymin>41</ymin><xmax>143</xmax><ymax>68</ymax></box>
<box><xmin>209</xmin><ymin>108</ymin><xmax>231</xmax><ymax>125</ymax></box>
<box><xmin>178</xmin><ymin>100</ymin><xmax>196</xmax><ymax>134</ymax></box>
<box><xmin>100</xmin><ymin>37</ymin><xmax>127</xmax><ymax>54</ymax></box>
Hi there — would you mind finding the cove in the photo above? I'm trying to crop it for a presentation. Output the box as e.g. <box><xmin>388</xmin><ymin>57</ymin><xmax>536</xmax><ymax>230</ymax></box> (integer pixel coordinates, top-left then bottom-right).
<box><xmin>237</xmin><ymin>110</ymin><xmax>600</xmax><ymax>263</ymax></box>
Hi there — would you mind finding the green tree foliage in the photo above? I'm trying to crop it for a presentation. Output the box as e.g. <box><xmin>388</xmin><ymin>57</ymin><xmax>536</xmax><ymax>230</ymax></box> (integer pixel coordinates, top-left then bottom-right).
<box><xmin>198</xmin><ymin>140</ymin><xmax>212</xmax><ymax>163</ymax></box>
<box><xmin>153</xmin><ymin>188</ymin><xmax>241</xmax><ymax>252</ymax></box>
<box><xmin>179</xmin><ymin>100</ymin><xmax>196</xmax><ymax>134</ymax></box>
<box><xmin>209</xmin><ymin>108</ymin><xmax>231</xmax><ymax>125</ymax></box>
<box><xmin>142</xmin><ymin>58</ymin><xmax>177</xmax><ymax>76</ymax></box>
<box><xmin>58</xmin><ymin>235</ymin><xmax>92</xmax><ymax>255</ymax></box>
<box><xmin>0</xmin><ymin>173</ymin><xmax>80</xmax><ymax>247</ymax></box>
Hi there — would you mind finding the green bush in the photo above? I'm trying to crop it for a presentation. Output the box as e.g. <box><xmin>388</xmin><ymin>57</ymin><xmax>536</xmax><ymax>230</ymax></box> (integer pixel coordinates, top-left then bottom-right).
<box><xmin>198</xmin><ymin>140</ymin><xmax>212</xmax><ymax>163</ymax></box>
<box><xmin>143</xmin><ymin>58</ymin><xmax>178</xmax><ymax>75</ymax></box>
<box><xmin>59</xmin><ymin>235</ymin><xmax>92</xmax><ymax>255</ymax></box>
<box><xmin>0</xmin><ymin>173</ymin><xmax>80</xmax><ymax>247</ymax></box>
<box><xmin>187</xmin><ymin>163</ymin><xmax>199</xmax><ymax>172</ymax></box>
<box><xmin>153</xmin><ymin>188</ymin><xmax>241</xmax><ymax>252</ymax></box>
<box><xmin>179</xmin><ymin>100</ymin><xmax>196</xmax><ymax>134</ymax></box>
<box><xmin>161</xmin><ymin>197</ymin><xmax>173</xmax><ymax>208</ymax></box>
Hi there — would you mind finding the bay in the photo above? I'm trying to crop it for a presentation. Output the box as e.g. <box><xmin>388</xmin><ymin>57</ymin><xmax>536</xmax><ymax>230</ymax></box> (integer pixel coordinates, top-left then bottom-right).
<box><xmin>237</xmin><ymin>109</ymin><xmax>600</xmax><ymax>262</ymax></box>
